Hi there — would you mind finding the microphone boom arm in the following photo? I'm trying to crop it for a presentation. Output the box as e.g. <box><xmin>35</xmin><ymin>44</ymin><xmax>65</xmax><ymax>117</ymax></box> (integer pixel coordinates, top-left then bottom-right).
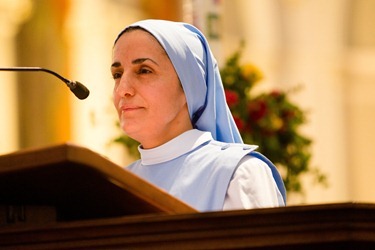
<box><xmin>0</xmin><ymin>67</ymin><xmax>90</xmax><ymax>100</ymax></box>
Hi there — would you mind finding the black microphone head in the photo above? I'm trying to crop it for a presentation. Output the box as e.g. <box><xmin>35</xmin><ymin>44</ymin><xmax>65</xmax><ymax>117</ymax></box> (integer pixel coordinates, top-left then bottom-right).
<box><xmin>69</xmin><ymin>81</ymin><xmax>90</xmax><ymax>100</ymax></box>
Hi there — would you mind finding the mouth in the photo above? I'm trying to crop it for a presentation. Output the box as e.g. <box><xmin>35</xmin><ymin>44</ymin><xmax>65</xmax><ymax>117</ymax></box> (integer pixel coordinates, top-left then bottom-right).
<box><xmin>119</xmin><ymin>105</ymin><xmax>143</xmax><ymax>114</ymax></box>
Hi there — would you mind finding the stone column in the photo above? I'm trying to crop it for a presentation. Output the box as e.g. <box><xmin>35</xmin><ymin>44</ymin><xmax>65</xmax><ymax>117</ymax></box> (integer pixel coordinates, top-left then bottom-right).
<box><xmin>0</xmin><ymin>0</ymin><xmax>32</xmax><ymax>154</ymax></box>
<box><xmin>277</xmin><ymin>0</ymin><xmax>350</xmax><ymax>203</ymax></box>
<box><xmin>345</xmin><ymin>0</ymin><xmax>375</xmax><ymax>202</ymax></box>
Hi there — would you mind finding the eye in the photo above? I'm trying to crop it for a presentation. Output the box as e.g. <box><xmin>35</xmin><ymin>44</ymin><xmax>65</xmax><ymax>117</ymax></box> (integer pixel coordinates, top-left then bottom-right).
<box><xmin>137</xmin><ymin>67</ymin><xmax>152</xmax><ymax>75</ymax></box>
<box><xmin>112</xmin><ymin>72</ymin><xmax>122</xmax><ymax>79</ymax></box>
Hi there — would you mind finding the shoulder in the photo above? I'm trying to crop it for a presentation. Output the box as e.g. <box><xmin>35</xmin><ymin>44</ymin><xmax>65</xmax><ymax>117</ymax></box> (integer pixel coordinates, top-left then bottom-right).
<box><xmin>234</xmin><ymin>155</ymin><xmax>274</xmax><ymax>181</ymax></box>
<box><xmin>204</xmin><ymin>140</ymin><xmax>258</xmax><ymax>158</ymax></box>
<box><xmin>194</xmin><ymin>140</ymin><xmax>258</xmax><ymax>169</ymax></box>
<box><xmin>224</xmin><ymin>155</ymin><xmax>285</xmax><ymax>209</ymax></box>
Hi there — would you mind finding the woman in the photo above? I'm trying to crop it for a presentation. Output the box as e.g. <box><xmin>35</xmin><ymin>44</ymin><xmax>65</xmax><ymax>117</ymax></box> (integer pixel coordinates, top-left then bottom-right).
<box><xmin>112</xmin><ymin>19</ymin><xmax>286</xmax><ymax>211</ymax></box>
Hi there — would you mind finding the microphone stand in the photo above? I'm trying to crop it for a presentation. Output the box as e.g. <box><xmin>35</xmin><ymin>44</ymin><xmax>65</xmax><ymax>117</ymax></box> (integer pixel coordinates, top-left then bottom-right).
<box><xmin>0</xmin><ymin>67</ymin><xmax>90</xmax><ymax>100</ymax></box>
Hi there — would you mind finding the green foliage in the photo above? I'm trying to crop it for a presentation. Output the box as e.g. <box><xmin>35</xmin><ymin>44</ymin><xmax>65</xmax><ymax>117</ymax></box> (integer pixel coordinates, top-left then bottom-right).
<box><xmin>113</xmin><ymin>122</ymin><xmax>140</xmax><ymax>159</ymax></box>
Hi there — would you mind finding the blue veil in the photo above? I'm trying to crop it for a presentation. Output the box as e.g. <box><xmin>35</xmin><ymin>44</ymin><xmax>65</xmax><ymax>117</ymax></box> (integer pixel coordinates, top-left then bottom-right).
<box><xmin>116</xmin><ymin>19</ymin><xmax>243</xmax><ymax>144</ymax></box>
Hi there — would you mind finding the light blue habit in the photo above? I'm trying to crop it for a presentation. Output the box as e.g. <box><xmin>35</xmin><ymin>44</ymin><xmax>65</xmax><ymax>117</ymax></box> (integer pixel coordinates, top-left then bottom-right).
<box><xmin>115</xmin><ymin>20</ymin><xmax>286</xmax><ymax>210</ymax></box>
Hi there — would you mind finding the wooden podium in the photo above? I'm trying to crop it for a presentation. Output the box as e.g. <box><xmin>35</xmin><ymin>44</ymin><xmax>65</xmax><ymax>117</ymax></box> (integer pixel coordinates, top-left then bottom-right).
<box><xmin>0</xmin><ymin>143</ymin><xmax>196</xmax><ymax>223</ymax></box>
<box><xmin>1</xmin><ymin>144</ymin><xmax>375</xmax><ymax>249</ymax></box>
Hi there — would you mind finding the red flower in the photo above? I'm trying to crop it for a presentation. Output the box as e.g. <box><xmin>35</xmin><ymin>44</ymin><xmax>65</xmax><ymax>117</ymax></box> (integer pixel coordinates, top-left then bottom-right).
<box><xmin>248</xmin><ymin>99</ymin><xmax>267</xmax><ymax>121</ymax></box>
<box><xmin>224</xmin><ymin>89</ymin><xmax>239</xmax><ymax>107</ymax></box>
<box><xmin>281</xmin><ymin>110</ymin><xmax>295</xmax><ymax>120</ymax></box>
<box><xmin>270</xmin><ymin>90</ymin><xmax>281</xmax><ymax>97</ymax></box>
<box><xmin>270</xmin><ymin>90</ymin><xmax>285</xmax><ymax>102</ymax></box>
<box><xmin>233</xmin><ymin>115</ymin><xmax>245</xmax><ymax>131</ymax></box>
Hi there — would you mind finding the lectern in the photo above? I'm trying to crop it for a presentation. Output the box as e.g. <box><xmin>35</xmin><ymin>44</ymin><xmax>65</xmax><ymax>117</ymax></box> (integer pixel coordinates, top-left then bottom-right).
<box><xmin>0</xmin><ymin>143</ymin><xmax>196</xmax><ymax>224</ymax></box>
<box><xmin>1</xmin><ymin>144</ymin><xmax>375</xmax><ymax>249</ymax></box>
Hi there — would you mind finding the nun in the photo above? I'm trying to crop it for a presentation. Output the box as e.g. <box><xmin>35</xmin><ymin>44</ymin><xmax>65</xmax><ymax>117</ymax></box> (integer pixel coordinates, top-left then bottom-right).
<box><xmin>111</xmin><ymin>19</ymin><xmax>286</xmax><ymax>211</ymax></box>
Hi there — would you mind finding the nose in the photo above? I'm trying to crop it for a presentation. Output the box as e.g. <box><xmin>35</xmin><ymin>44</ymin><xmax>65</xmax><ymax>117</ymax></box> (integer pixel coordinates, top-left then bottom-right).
<box><xmin>114</xmin><ymin>73</ymin><xmax>135</xmax><ymax>97</ymax></box>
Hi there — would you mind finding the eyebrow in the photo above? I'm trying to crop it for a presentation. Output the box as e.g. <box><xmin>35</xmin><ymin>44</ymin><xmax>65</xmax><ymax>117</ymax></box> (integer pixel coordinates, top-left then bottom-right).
<box><xmin>111</xmin><ymin>62</ymin><xmax>121</xmax><ymax>68</ymax></box>
<box><xmin>132</xmin><ymin>58</ymin><xmax>159</xmax><ymax>65</ymax></box>
<box><xmin>111</xmin><ymin>58</ymin><xmax>158</xmax><ymax>68</ymax></box>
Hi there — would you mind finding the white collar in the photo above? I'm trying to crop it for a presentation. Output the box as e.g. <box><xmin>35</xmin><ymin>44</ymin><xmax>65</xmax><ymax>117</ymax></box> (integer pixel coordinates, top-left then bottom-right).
<box><xmin>139</xmin><ymin>129</ymin><xmax>212</xmax><ymax>165</ymax></box>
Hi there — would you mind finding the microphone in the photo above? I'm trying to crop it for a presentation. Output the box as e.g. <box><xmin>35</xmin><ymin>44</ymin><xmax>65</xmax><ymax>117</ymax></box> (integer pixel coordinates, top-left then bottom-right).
<box><xmin>0</xmin><ymin>67</ymin><xmax>90</xmax><ymax>100</ymax></box>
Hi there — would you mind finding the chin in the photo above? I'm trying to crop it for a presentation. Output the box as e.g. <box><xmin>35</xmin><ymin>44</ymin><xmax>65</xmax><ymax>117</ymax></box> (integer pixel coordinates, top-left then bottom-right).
<box><xmin>121</xmin><ymin>124</ymin><xmax>141</xmax><ymax>139</ymax></box>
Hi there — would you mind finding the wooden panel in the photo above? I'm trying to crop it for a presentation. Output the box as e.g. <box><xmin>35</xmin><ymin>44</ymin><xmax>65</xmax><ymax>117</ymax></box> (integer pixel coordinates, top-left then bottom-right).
<box><xmin>0</xmin><ymin>203</ymin><xmax>374</xmax><ymax>249</ymax></box>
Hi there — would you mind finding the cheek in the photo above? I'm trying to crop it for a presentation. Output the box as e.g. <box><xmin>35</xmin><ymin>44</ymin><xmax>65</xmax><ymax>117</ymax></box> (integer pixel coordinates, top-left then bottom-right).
<box><xmin>173</xmin><ymin>86</ymin><xmax>187</xmax><ymax>107</ymax></box>
<box><xmin>159</xmin><ymin>88</ymin><xmax>186</xmax><ymax>116</ymax></box>
<box><xmin>112</xmin><ymin>90</ymin><xmax>121</xmax><ymax>113</ymax></box>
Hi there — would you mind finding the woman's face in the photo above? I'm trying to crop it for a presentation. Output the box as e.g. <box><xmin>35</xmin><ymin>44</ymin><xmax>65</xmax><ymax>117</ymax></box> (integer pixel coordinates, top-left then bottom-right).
<box><xmin>112</xmin><ymin>29</ymin><xmax>192</xmax><ymax>149</ymax></box>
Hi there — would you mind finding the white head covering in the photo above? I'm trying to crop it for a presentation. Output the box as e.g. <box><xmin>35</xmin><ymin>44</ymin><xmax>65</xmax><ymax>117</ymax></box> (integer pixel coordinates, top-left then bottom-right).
<box><xmin>115</xmin><ymin>19</ymin><xmax>243</xmax><ymax>143</ymax></box>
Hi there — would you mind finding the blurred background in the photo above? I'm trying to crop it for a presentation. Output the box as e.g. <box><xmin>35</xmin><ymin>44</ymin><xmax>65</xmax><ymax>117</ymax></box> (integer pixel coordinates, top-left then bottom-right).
<box><xmin>1</xmin><ymin>0</ymin><xmax>374</xmax><ymax>205</ymax></box>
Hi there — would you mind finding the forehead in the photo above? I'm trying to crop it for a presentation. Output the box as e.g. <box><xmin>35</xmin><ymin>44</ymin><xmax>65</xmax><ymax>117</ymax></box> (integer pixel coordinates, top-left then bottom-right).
<box><xmin>113</xmin><ymin>29</ymin><xmax>166</xmax><ymax>59</ymax></box>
